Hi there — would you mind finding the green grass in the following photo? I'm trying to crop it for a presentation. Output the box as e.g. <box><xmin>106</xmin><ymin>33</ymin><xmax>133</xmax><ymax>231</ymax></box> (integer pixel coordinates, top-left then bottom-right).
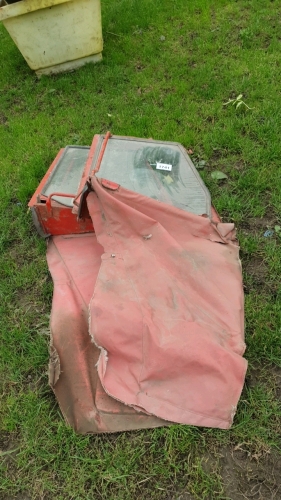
<box><xmin>1</xmin><ymin>0</ymin><xmax>281</xmax><ymax>498</ymax></box>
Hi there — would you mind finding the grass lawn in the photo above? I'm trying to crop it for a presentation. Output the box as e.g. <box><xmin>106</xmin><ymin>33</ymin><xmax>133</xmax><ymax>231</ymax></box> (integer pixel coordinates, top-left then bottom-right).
<box><xmin>0</xmin><ymin>0</ymin><xmax>281</xmax><ymax>498</ymax></box>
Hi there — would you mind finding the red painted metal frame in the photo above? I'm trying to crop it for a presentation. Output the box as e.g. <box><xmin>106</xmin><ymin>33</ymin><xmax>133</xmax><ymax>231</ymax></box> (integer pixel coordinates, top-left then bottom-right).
<box><xmin>28</xmin><ymin>148</ymin><xmax>95</xmax><ymax>236</ymax></box>
<box><xmin>72</xmin><ymin>132</ymin><xmax>111</xmax><ymax>214</ymax></box>
<box><xmin>72</xmin><ymin>134</ymin><xmax>101</xmax><ymax>213</ymax></box>
<box><xmin>46</xmin><ymin>192</ymin><xmax>76</xmax><ymax>214</ymax></box>
<box><xmin>93</xmin><ymin>131</ymin><xmax>112</xmax><ymax>174</ymax></box>
<box><xmin>32</xmin><ymin>203</ymin><xmax>94</xmax><ymax>236</ymax></box>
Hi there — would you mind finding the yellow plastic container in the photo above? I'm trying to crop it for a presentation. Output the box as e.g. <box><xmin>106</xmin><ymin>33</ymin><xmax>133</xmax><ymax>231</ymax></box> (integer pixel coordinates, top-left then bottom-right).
<box><xmin>0</xmin><ymin>0</ymin><xmax>103</xmax><ymax>75</ymax></box>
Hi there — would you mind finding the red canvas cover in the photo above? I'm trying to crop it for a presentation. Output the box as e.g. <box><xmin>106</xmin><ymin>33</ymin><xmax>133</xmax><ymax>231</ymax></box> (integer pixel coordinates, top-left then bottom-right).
<box><xmin>86</xmin><ymin>177</ymin><xmax>247</xmax><ymax>430</ymax></box>
<box><xmin>47</xmin><ymin>233</ymin><xmax>166</xmax><ymax>433</ymax></box>
<box><xmin>47</xmin><ymin>176</ymin><xmax>246</xmax><ymax>432</ymax></box>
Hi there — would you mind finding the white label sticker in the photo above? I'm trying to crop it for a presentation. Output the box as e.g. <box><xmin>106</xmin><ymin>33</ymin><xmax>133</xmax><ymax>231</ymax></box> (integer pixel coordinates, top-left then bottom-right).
<box><xmin>156</xmin><ymin>162</ymin><xmax>172</xmax><ymax>171</ymax></box>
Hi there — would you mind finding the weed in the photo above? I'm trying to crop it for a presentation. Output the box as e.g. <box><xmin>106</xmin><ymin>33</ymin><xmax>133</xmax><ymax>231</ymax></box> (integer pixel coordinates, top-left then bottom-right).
<box><xmin>223</xmin><ymin>94</ymin><xmax>254</xmax><ymax>110</ymax></box>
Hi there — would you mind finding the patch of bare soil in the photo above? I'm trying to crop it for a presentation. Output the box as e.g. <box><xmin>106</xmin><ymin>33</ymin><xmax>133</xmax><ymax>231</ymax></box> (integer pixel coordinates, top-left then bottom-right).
<box><xmin>244</xmin><ymin>256</ymin><xmax>268</xmax><ymax>286</ymax></box>
<box><xmin>242</xmin><ymin>254</ymin><xmax>278</xmax><ymax>296</ymax></box>
<box><xmin>0</xmin><ymin>432</ymin><xmax>30</xmax><ymax>500</ymax></box>
<box><xmin>240</xmin><ymin>215</ymin><xmax>279</xmax><ymax>295</ymax></box>
<box><xmin>0</xmin><ymin>112</ymin><xmax>8</xmax><ymax>125</ymax></box>
<box><xmin>0</xmin><ymin>431</ymin><xmax>19</xmax><ymax>471</ymax></box>
<box><xmin>246</xmin><ymin>364</ymin><xmax>281</xmax><ymax>404</ymax></box>
<box><xmin>242</xmin><ymin>216</ymin><xmax>276</xmax><ymax>237</ymax></box>
<box><xmin>0</xmin><ymin>430</ymin><xmax>13</xmax><ymax>451</ymax></box>
<box><xmin>171</xmin><ymin>444</ymin><xmax>281</xmax><ymax>500</ymax></box>
<box><xmin>220</xmin><ymin>446</ymin><xmax>281</xmax><ymax>500</ymax></box>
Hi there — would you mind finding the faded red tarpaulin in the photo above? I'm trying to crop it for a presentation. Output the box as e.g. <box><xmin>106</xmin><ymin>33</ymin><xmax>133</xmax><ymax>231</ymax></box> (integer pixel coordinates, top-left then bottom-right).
<box><xmin>47</xmin><ymin>176</ymin><xmax>247</xmax><ymax>433</ymax></box>
<box><xmin>47</xmin><ymin>233</ymin><xmax>166</xmax><ymax>433</ymax></box>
